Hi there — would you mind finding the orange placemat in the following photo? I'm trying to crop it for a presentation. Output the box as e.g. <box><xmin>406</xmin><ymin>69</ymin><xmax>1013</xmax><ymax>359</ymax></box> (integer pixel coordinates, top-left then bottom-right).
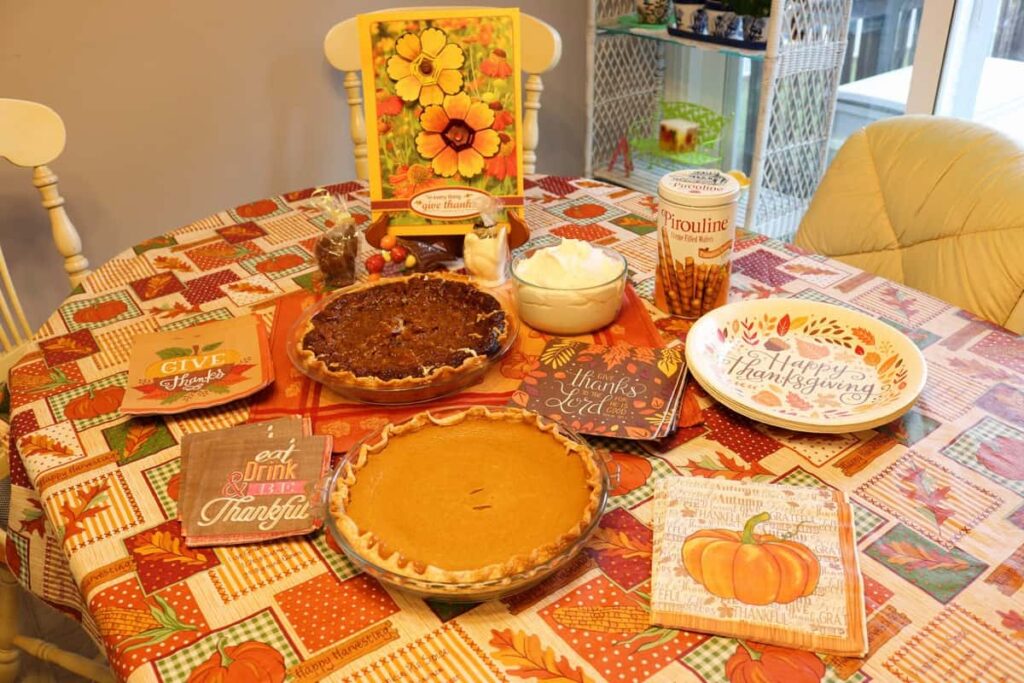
<box><xmin>247</xmin><ymin>283</ymin><xmax>663</xmax><ymax>451</ymax></box>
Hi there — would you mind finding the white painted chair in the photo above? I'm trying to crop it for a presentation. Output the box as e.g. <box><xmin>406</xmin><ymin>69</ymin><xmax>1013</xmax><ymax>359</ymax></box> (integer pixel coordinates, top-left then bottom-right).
<box><xmin>324</xmin><ymin>10</ymin><xmax>562</xmax><ymax>178</ymax></box>
<box><xmin>0</xmin><ymin>98</ymin><xmax>91</xmax><ymax>289</ymax></box>
<box><xmin>0</xmin><ymin>99</ymin><xmax>109</xmax><ymax>682</ymax></box>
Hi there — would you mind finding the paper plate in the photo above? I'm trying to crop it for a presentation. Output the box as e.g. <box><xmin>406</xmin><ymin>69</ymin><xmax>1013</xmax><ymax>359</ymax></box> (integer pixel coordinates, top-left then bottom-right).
<box><xmin>685</xmin><ymin>300</ymin><xmax>927</xmax><ymax>433</ymax></box>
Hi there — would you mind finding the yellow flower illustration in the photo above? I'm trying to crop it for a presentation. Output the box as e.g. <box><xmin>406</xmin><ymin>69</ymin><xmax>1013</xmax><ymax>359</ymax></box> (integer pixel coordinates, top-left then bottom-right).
<box><xmin>415</xmin><ymin>92</ymin><xmax>500</xmax><ymax>178</ymax></box>
<box><xmin>387</xmin><ymin>27</ymin><xmax>464</xmax><ymax>106</ymax></box>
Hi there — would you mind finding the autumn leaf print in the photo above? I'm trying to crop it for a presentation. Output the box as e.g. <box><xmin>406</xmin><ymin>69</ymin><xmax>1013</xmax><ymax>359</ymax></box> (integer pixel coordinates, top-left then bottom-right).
<box><xmin>19</xmin><ymin>434</ymin><xmax>76</xmax><ymax>458</ymax></box>
<box><xmin>588</xmin><ymin>527</ymin><xmax>652</xmax><ymax>561</ymax></box>
<box><xmin>132</xmin><ymin>530</ymin><xmax>207</xmax><ymax>566</ymax></box>
<box><xmin>20</xmin><ymin>498</ymin><xmax>47</xmax><ymax>536</ymax></box>
<box><xmin>59</xmin><ymin>481</ymin><xmax>112</xmax><ymax>539</ymax></box>
<box><xmin>151</xmin><ymin>255</ymin><xmax>192</xmax><ymax>272</ymax></box>
<box><xmin>998</xmin><ymin>610</ymin><xmax>1024</xmax><ymax>639</ymax></box>
<box><xmin>684</xmin><ymin>452</ymin><xmax>773</xmax><ymax>481</ymax></box>
<box><xmin>229</xmin><ymin>281</ymin><xmax>274</xmax><ymax>295</ymax></box>
<box><xmin>540</xmin><ymin>339</ymin><xmax>581</xmax><ymax>369</ymax></box>
<box><xmin>489</xmin><ymin>628</ymin><xmax>593</xmax><ymax>682</ymax></box>
<box><xmin>122</xmin><ymin>422</ymin><xmax>160</xmax><ymax>458</ymax></box>
<box><xmin>897</xmin><ymin>460</ymin><xmax>955</xmax><ymax>528</ymax></box>
<box><xmin>656</xmin><ymin>348</ymin><xmax>682</xmax><ymax>378</ymax></box>
<box><xmin>40</xmin><ymin>336</ymin><xmax>90</xmax><ymax>355</ymax></box>
<box><xmin>876</xmin><ymin>541</ymin><xmax>969</xmax><ymax>571</ymax></box>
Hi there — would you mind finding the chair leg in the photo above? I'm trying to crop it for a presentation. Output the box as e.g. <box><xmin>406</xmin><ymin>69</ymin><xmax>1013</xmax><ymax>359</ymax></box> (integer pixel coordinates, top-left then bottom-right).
<box><xmin>0</xmin><ymin>565</ymin><xmax>21</xmax><ymax>683</ymax></box>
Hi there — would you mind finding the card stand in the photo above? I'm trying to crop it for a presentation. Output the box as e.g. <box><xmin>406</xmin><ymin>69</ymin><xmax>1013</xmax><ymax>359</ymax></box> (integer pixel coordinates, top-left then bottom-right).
<box><xmin>364</xmin><ymin>212</ymin><xmax>530</xmax><ymax>257</ymax></box>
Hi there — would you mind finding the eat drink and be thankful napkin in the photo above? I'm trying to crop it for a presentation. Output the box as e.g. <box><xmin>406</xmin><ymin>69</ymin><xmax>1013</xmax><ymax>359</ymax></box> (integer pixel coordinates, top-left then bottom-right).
<box><xmin>178</xmin><ymin>416</ymin><xmax>332</xmax><ymax>546</ymax></box>
<box><xmin>511</xmin><ymin>338</ymin><xmax>687</xmax><ymax>440</ymax></box>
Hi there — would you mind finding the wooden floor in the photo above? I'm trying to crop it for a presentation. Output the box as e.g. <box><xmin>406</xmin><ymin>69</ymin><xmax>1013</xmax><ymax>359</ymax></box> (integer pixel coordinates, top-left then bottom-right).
<box><xmin>17</xmin><ymin>591</ymin><xmax>100</xmax><ymax>682</ymax></box>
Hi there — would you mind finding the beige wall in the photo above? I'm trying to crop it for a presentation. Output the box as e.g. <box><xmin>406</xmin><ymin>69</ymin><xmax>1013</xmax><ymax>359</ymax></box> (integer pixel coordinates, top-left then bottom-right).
<box><xmin>0</xmin><ymin>0</ymin><xmax>588</xmax><ymax>326</ymax></box>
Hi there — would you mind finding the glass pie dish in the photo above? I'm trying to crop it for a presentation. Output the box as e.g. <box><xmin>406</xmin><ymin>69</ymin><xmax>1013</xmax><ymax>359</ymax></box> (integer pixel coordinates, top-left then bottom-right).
<box><xmin>287</xmin><ymin>275</ymin><xmax>519</xmax><ymax>405</ymax></box>
<box><xmin>322</xmin><ymin>406</ymin><xmax>610</xmax><ymax>602</ymax></box>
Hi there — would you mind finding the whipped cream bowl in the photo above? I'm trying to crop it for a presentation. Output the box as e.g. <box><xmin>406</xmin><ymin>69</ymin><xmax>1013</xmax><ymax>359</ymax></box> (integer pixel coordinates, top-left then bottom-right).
<box><xmin>511</xmin><ymin>239</ymin><xmax>628</xmax><ymax>335</ymax></box>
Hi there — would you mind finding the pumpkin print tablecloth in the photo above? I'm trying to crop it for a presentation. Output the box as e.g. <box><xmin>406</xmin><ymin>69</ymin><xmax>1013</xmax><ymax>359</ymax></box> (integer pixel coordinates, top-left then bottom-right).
<box><xmin>6</xmin><ymin>176</ymin><xmax>1024</xmax><ymax>682</ymax></box>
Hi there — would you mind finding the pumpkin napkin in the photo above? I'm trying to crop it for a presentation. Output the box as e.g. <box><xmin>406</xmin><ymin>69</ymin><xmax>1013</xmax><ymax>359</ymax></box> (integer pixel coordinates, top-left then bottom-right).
<box><xmin>121</xmin><ymin>315</ymin><xmax>273</xmax><ymax>415</ymax></box>
<box><xmin>179</xmin><ymin>417</ymin><xmax>332</xmax><ymax>546</ymax></box>
<box><xmin>650</xmin><ymin>477</ymin><xmax>867</xmax><ymax>655</ymax></box>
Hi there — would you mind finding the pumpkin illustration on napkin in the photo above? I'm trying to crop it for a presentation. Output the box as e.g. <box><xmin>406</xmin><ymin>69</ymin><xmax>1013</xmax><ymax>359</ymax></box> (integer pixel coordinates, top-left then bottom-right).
<box><xmin>681</xmin><ymin>512</ymin><xmax>820</xmax><ymax>605</ymax></box>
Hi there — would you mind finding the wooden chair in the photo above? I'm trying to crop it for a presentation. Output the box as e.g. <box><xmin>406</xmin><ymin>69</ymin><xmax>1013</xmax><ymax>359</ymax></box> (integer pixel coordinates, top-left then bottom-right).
<box><xmin>324</xmin><ymin>10</ymin><xmax>562</xmax><ymax>179</ymax></box>
<box><xmin>0</xmin><ymin>99</ymin><xmax>110</xmax><ymax>682</ymax></box>
<box><xmin>0</xmin><ymin>98</ymin><xmax>91</xmax><ymax>289</ymax></box>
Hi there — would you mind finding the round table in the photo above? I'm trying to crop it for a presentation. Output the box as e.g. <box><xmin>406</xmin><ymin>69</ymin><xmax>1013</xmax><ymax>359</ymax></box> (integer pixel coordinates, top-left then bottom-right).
<box><xmin>7</xmin><ymin>176</ymin><xmax>1024</xmax><ymax>682</ymax></box>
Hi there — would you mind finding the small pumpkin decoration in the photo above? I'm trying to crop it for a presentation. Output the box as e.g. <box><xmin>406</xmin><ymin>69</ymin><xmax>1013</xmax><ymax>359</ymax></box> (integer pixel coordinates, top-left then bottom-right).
<box><xmin>725</xmin><ymin>641</ymin><xmax>825</xmax><ymax>683</ymax></box>
<box><xmin>255</xmin><ymin>253</ymin><xmax>305</xmax><ymax>274</ymax></box>
<box><xmin>681</xmin><ymin>512</ymin><xmax>820</xmax><ymax>605</ymax></box>
<box><xmin>166</xmin><ymin>472</ymin><xmax>181</xmax><ymax>502</ymax></box>
<box><xmin>563</xmin><ymin>203</ymin><xmax>606</xmax><ymax>220</ymax></box>
<box><xmin>63</xmin><ymin>386</ymin><xmax>125</xmax><ymax>421</ymax></box>
<box><xmin>72</xmin><ymin>300</ymin><xmax>128</xmax><ymax>324</ymax></box>
<box><xmin>234</xmin><ymin>199</ymin><xmax>278</xmax><ymax>218</ymax></box>
<box><xmin>187</xmin><ymin>640</ymin><xmax>285</xmax><ymax>683</ymax></box>
<box><xmin>610</xmin><ymin>452</ymin><xmax>652</xmax><ymax>497</ymax></box>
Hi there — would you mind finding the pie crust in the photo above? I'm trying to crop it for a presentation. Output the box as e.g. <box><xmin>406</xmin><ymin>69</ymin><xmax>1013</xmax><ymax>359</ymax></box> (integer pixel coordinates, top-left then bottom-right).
<box><xmin>328</xmin><ymin>406</ymin><xmax>605</xmax><ymax>583</ymax></box>
<box><xmin>295</xmin><ymin>272</ymin><xmax>511</xmax><ymax>390</ymax></box>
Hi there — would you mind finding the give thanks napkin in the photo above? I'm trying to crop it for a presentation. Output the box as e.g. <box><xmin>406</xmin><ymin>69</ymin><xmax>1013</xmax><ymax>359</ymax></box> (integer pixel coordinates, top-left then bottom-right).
<box><xmin>510</xmin><ymin>339</ymin><xmax>687</xmax><ymax>440</ymax></box>
<box><xmin>121</xmin><ymin>315</ymin><xmax>273</xmax><ymax>415</ymax></box>
<box><xmin>650</xmin><ymin>477</ymin><xmax>867</xmax><ymax>655</ymax></box>
<box><xmin>179</xmin><ymin>417</ymin><xmax>331</xmax><ymax>546</ymax></box>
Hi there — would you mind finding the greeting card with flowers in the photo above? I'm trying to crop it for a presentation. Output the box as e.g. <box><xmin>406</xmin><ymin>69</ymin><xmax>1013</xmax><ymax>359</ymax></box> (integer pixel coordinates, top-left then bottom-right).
<box><xmin>358</xmin><ymin>8</ymin><xmax>524</xmax><ymax>234</ymax></box>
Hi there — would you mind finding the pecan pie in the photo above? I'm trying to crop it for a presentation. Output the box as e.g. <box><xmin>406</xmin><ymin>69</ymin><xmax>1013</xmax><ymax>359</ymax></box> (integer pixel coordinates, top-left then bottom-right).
<box><xmin>328</xmin><ymin>406</ymin><xmax>605</xmax><ymax>583</ymax></box>
<box><xmin>295</xmin><ymin>273</ymin><xmax>510</xmax><ymax>389</ymax></box>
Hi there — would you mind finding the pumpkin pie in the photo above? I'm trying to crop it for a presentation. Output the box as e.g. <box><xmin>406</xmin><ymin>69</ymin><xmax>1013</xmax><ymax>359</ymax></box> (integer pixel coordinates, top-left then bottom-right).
<box><xmin>295</xmin><ymin>273</ymin><xmax>511</xmax><ymax>390</ymax></box>
<box><xmin>328</xmin><ymin>406</ymin><xmax>605</xmax><ymax>583</ymax></box>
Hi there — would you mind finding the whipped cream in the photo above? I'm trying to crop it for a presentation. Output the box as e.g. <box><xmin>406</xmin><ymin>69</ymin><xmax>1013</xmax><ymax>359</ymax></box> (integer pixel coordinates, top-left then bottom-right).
<box><xmin>514</xmin><ymin>239</ymin><xmax>624</xmax><ymax>289</ymax></box>
<box><xmin>512</xmin><ymin>240</ymin><xmax>627</xmax><ymax>335</ymax></box>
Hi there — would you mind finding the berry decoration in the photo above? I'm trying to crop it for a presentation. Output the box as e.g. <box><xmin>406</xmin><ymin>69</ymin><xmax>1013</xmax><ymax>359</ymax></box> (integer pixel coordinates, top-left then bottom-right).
<box><xmin>365</xmin><ymin>253</ymin><xmax>385</xmax><ymax>274</ymax></box>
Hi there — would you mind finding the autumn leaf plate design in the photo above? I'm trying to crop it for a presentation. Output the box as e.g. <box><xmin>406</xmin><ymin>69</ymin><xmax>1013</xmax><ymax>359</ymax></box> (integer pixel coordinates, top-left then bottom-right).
<box><xmin>685</xmin><ymin>300</ymin><xmax>926</xmax><ymax>433</ymax></box>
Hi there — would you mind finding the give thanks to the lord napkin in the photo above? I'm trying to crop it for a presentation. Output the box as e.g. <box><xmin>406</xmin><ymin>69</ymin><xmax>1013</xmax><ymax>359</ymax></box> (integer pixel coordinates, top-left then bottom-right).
<box><xmin>121</xmin><ymin>315</ymin><xmax>273</xmax><ymax>415</ymax></box>
<box><xmin>511</xmin><ymin>338</ymin><xmax>687</xmax><ymax>440</ymax></box>
<box><xmin>179</xmin><ymin>417</ymin><xmax>331</xmax><ymax>546</ymax></box>
<box><xmin>651</xmin><ymin>477</ymin><xmax>867</xmax><ymax>655</ymax></box>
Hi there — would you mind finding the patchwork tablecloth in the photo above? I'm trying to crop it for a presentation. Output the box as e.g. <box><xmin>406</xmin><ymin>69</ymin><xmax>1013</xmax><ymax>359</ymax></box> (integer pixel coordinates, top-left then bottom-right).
<box><xmin>6</xmin><ymin>176</ymin><xmax>1024</xmax><ymax>682</ymax></box>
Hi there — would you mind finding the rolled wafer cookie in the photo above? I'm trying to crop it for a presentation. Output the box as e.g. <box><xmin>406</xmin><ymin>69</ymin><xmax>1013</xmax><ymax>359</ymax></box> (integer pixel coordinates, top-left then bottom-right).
<box><xmin>702</xmin><ymin>264</ymin><xmax>726</xmax><ymax>314</ymax></box>
<box><xmin>658</xmin><ymin>230</ymin><xmax>683</xmax><ymax>315</ymax></box>
<box><xmin>694</xmin><ymin>263</ymin><xmax>708</xmax><ymax>312</ymax></box>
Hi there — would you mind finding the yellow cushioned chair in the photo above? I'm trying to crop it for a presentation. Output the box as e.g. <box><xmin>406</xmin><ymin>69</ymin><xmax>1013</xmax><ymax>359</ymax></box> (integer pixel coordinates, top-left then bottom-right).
<box><xmin>795</xmin><ymin>116</ymin><xmax>1024</xmax><ymax>333</ymax></box>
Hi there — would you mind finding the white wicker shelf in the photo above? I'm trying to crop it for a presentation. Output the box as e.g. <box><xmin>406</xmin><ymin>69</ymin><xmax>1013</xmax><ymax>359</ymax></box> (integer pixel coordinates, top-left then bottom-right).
<box><xmin>597</xmin><ymin>20</ymin><xmax>767</xmax><ymax>62</ymax></box>
<box><xmin>586</xmin><ymin>0</ymin><xmax>853</xmax><ymax>241</ymax></box>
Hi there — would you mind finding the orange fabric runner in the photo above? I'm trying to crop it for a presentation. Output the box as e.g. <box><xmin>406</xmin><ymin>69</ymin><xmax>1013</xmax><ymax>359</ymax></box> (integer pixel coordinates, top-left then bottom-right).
<box><xmin>247</xmin><ymin>283</ymin><xmax>664</xmax><ymax>451</ymax></box>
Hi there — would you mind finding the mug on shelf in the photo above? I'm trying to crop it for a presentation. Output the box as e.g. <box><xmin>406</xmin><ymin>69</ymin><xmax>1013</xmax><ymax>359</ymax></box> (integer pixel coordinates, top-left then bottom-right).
<box><xmin>636</xmin><ymin>0</ymin><xmax>670</xmax><ymax>25</ymax></box>
<box><xmin>672</xmin><ymin>0</ymin><xmax>704</xmax><ymax>33</ymax></box>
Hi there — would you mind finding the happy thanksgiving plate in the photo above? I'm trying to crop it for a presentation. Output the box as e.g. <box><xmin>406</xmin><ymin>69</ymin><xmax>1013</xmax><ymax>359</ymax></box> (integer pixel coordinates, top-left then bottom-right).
<box><xmin>685</xmin><ymin>300</ymin><xmax>927</xmax><ymax>433</ymax></box>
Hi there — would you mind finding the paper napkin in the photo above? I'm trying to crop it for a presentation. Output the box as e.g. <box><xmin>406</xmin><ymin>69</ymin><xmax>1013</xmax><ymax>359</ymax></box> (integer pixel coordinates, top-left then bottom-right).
<box><xmin>650</xmin><ymin>477</ymin><xmax>868</xmax><ymax>655</ymax></box>
<box><xmin>511</xmin><ymin>338</ymin><xmax>687</xmax><ymax>440</ymax></box>
<box><xmin>121</xmin><ymin>315</ymin><xmax>274</xmax><ymax>415</ymax></box>
<box><xmin>179</xmin><ymin>417</ymin><xmax>332</xmax><ymax>546</ymax></box>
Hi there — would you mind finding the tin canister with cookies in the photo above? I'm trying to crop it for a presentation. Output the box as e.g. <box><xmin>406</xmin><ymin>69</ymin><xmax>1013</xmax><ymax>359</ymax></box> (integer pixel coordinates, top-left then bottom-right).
<box><xmin>654</xmin><ymin>169</ymin><xmax>740</xmax><ymax>318</ymax></box>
